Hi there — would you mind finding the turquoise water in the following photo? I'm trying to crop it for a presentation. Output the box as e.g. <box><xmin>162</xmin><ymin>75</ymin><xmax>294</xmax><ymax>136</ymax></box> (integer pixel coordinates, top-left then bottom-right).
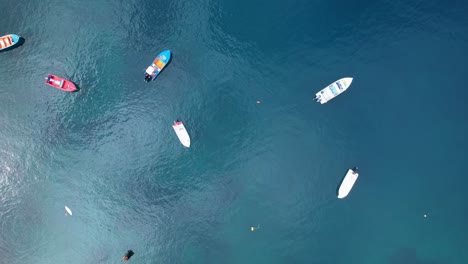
<box><xmin>1</xmin><ymin>0</ymin><xmax>468</xmax><ymax>263</ymax></box>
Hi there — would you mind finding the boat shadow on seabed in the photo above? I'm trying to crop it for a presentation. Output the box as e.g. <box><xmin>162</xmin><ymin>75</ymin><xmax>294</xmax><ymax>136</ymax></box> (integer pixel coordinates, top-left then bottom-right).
<box><xmin>0</xmin><ymin>37</ymin><xmax>26</xmax><ymax>53</ymax></box>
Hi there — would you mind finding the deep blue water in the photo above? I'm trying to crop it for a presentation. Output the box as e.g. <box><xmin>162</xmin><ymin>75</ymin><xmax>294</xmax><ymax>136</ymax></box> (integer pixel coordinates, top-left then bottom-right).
<box><xmin>1</xmin><ymin>0</ymin><xmax>468</xmax><ymax>263</ymax></box>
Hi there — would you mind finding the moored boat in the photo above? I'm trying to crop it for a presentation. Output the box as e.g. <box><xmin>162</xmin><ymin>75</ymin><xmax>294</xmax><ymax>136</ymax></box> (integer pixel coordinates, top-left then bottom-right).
<box><xmin>144</xmin><ymin>50</ymin><xmax>171</xmax><ymax>82</ymax></box>
<box><xmin>44</xmin><ymin>74</ymin><xmax>77</xmax><ymax>92</ymax></box>
<box><xmin>172</xmin><ymin>120</ymin><xmax>191</xmax><ymax>147</ymax></box>
<box><xmin>0</xmin><ymin>34</ymin><xmax>20</xmax><ymax>50</ymax></box>
<box><xmin>65</xmin><ymin>206</ymin><xmax>73</xmax><ymax>216</ymax></box>
<box><xmin>337</xmin><ymin>167</ymin><xmax>359</xmax><ymax>199</ymax></box>
<box><xmin>314</xmin><ymin>77</ymin><xmax>353</xmax><ymax>104</ymax></box>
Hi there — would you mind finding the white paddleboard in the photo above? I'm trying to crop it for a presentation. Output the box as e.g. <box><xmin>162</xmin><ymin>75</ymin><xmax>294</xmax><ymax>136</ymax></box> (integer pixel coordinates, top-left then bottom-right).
<box><xmin>65</xmin><ymin>206</ymin><xmax>73</xmax><ymax>216</ymax></box>
<box><xmin>337</xmin><ymin>167</ymin><xmax>359</xmax><ymax>199</ymax></box>
<box><xmin>172</xmin><ymin>120</ymin><xmax>191</xmax><ymax>147</ymax></box>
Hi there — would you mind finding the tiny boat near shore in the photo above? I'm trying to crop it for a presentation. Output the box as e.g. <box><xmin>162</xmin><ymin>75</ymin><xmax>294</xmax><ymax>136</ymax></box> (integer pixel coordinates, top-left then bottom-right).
<box><xmin>314</xmin><ymin>77</ymin><xmax>353</xmax><ymax>104</ymax></box>
<box><xmin>45</xmin><ymin>74</ymin><xmax>77</xmax><ymax>92</ymax></box>
<box><xmin>0</xmin><ymin>34</ymin><xmax>20</xmax><ymax>50</ymax></box>
<box><xmin>144</xmin><ymin>50</ymin><xmax>171</xmax><ymax>82</ymax></box>
<box><xmin>337</xmin><ymin>167</ymin><xmax>359</xmax><ymax>199</ymax></box>
<box><xmin>172</xmin><ymin>120</ymin><xmax>190</xmax><ymax>147</ymax></box>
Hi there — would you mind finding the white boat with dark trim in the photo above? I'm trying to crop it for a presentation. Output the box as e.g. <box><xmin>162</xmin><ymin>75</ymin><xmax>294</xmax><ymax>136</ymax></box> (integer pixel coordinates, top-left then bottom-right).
<box><xmin>337</xmin><ymin>167</ymin><xmax>359</xmax><ymax>199</ymax></box>
<box><xmin>172</xmin><ymin>120</ymin><xmax>191</xmax><ymax>147</ymax></box>
<box><xmin>314</xmin><ymin>77</ymin><xmax>353</xmax><ymax>104</ymax></box>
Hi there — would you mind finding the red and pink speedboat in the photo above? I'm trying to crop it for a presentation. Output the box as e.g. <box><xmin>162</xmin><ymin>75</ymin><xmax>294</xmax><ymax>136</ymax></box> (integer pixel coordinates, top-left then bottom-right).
<box><xmin>44</xmin><ymin>74</ymin><xmax>77</xmax><ymax>92</ymax></box>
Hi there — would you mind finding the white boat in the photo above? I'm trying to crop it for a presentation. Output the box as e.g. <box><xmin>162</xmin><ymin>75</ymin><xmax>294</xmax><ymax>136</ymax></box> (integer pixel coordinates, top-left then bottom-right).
<box><xmin>337</xmin><ymin>167</ymin><xmax>359</xmax><ymax>199</ymax></box>
<box><xmin>172</xmin><ymin>120</ymin><xmax>191</xmax><ymax>147</ymax></box>
<box><xmin>314</xmin><ymin>77</ymin><xmax>353</xmax><ymax>104</ymax></box>
<box><xmin>65</xmin><ymin>206</ymin><xmax>73</xmax><ymax>216</ymax></box>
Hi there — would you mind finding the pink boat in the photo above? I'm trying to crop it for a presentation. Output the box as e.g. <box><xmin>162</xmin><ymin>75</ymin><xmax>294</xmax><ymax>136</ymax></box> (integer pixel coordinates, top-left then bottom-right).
<box><xmin>44</xmin><ymin>74</ymin><xmax>77</xmax><ymax>92</ymax></box>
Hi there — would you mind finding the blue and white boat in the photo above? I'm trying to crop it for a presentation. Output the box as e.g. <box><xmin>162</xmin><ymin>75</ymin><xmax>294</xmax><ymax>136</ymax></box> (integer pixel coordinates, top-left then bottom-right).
<box><xmin>0</xmin><ymin>34</ymin><xmax>20</xmax><ymax>51</ymax></box>
<box><xmin>314</xmin><ymin>77</ymin><xmax>353</xmax><ymax>104</ymax></box>
<box><xmin>144</xmin><ymin>50</ymin><xmax>171</xmax><ymax>82</ymax></box>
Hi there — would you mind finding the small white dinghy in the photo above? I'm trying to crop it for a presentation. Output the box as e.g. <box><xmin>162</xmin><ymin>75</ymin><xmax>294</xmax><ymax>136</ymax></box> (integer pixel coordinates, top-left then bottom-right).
<box><xmin>172</xmin><ymin>120</ymin><xmax>191</xmax><ymax>147</ymax></box>
<box><xmin>65</xmin><ymin>206</ymin><xmax>73</xmax><ymax>216</ymax></box>
<box><xmin>314</xmin><ymin>77</ymin><xmax>353</xmax><ymax>104</ymax></box>
<box><xmin>337</xmin><ymin>167</ymin><xmax>359</xmax><ymax>199</ymax></box>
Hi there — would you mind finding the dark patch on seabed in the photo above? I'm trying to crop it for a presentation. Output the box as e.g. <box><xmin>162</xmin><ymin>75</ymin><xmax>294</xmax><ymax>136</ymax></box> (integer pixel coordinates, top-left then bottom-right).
<box><xmin>388</xmin><ymin>248</ymin><xmax>443</xmax><ymax>264</ymax></box>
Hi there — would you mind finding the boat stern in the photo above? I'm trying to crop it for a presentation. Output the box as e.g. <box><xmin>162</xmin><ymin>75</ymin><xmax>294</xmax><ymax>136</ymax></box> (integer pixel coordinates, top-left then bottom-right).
<box><xmin>145</xmin><ymin>66</ymin><xmax>155</xmax><ymax>75</ymax></box>
<box><xmin>314</xmin><ymin>92</ymin><xmax>327</xmax><ymax>104</ymax></box>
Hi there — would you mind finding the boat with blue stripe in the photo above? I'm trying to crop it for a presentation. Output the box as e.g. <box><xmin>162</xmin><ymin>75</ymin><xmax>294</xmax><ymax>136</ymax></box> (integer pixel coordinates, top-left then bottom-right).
<box><xmin>144</xmin><ymin>50</ymin><xmax>171</xmax><ymax>82</ymax></box>
<box><xmin>314</xmin><ymin>77</ymin><xmax>353</xmax><ymax>104</ymax></box>
<box><xmin>0</xmin><ymin>34</ymin><xmax>20</xmax><ymax>51</ymax></box>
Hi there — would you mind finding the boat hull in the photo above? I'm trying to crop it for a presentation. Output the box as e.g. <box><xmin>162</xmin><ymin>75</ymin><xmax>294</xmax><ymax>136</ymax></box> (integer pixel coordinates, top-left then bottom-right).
<box><xmin>65</xmin><ymin>206</ymin><xmax>73</xmax><ymax>216</ymax></box>
<box><xmin>0</xmin><ymin>34</ymin><xmax>20</xmax><ymax>50</ymax></box>
<box><xmin>315</xmin><ymin>77</ymin><xmax>353</xmax><ymax>104</ymax></box>
<box><xmin>145</xmin><ymin>50</ymin><xmax>171</xmax><ymax>82</ymax></box>
<box><xmin>172</xmin><ymin>120</ymin><xmax>191</xmax><ymax>147</ymax></box>
<box><xmin>45</xmin><ymin>74</ymin><xmax>77</xmax><ymax>92</ymax></box>
<box><xmin>337</xmin><ymin>168</ymin><xmax>359</xmax><ymax>199</ymax></box>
